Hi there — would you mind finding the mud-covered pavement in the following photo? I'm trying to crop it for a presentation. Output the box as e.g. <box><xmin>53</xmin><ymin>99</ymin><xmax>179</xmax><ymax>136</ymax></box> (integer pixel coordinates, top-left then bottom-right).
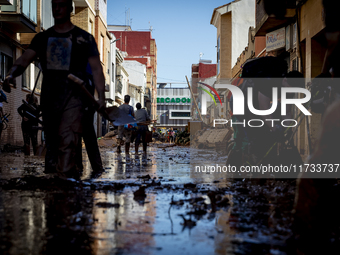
<box><xmin>0</xmin><ymin>144</ymin><xmax>297</xmax><ymax>255</ymax></box>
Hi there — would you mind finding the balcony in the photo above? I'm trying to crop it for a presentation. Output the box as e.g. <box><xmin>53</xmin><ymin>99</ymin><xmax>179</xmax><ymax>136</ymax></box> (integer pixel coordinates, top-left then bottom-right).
<box><xmin>0</xmin><ymin>0</ymin><xmax>13</xmax><ymax>5</ymax></box>
<box><xmin>0</xmin><ymin>0</ymin><xmax>37</xmax><ymax>33</ymax></box>
<box><xmin>73</xmin><ymin>0</ymin><xmax>91</xmax><ymax>8</ymax></box>
<box><xmin>255</xmin><ymin>0</ymin><xmax>296</xmax><ymax>36</ymax></box>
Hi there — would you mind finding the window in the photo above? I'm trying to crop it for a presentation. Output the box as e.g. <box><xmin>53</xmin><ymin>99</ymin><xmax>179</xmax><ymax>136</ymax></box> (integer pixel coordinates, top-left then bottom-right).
<box><xmin>0</xmin><ymin>53</ymin><xmax>13</xmax><ymax>83</ymax></box>
<box><xmin>22</xmin><ymin>0</ymin><xmax>37</xmax><ymax>23</ymax></box>
<box><xmin>292</xmin><ymin>58</ymin><xmax>299</xmax><ymax>71</ymax></box>
<box><xmin>107</xmin><ymin>51</ymin><xmax>110</xmax><ymax>74</ymax></box>
<box><xmin>42</xmin><ymin>0</ymin><xmax>53</xmax><ymax>29</ymax></box>
<box><xmin>34</xmin><ymin>61</ymin><xmax>42</xmax><ymax>93</ymax></box>
<box><xmin>112</xmin><ymin>63</ymin><xmax>114</xmax><ymax>82</ymax></box>
<box><xmin>217</xmin><ymin>36</ymin><xmax>220</xmax><ymax>75</ymax></box>
<box><xmin>100</xmin><ymin>35</ymin><xmax>104</xmax><ymax>62</ymax></box>
<box><xmin>22</xmin><ymin>64</ymin><xmax>31</xmax><ymax>89</ymax></box>
<box><xmin>171</xmin><ymin>112</ymin><xmax>190</xmax><ymax>117</ymax></box>
<box><xmin>89</xmin><ymin>20</ymin><xmax>93</xmax><ymax>35</ymax></box>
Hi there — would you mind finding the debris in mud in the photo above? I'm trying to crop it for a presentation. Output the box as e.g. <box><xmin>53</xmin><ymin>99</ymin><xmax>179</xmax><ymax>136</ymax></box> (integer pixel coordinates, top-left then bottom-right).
<box><xmin>133</xmin><ymin>186</ymin><xmax>147</xmax><ymax>201</ymax></box>
<box><xmin>137</xmin><ymin>174</ymin><xmax>151</xmax><ymax>180</ymax></box>
<box><xmin>184</xmin><ymin>182</ymin><xmax>196</xmax><ymax>189</ymax></box>
<box><xmin>175</xmin><ymin>129</ymin><xmax>190</xmax><ymax>146</ymax></box>
<box><xmin>179</xmin><ymin>214</ymin><xmax>196</xmax><ymax>229</ymax></box>
<box><xmin>95</xmin><ymin>202</ymin><xmax>120</xmax><ymax>208</ymax></box>
<box><xmin>170</xmin><ymin>195</ymin><xmax>184</xmax><ymax>206</ymax></box>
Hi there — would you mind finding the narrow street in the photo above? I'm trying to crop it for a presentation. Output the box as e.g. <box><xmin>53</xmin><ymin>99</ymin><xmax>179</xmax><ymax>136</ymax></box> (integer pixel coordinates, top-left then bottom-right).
<box><xmin>0</xmin><ymin>144</ymin><xmax>296</xmax><ymax>254</ymax></box>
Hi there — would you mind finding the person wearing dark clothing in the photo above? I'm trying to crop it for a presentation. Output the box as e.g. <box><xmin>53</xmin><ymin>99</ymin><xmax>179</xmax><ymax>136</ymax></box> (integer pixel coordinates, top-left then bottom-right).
<box><xmin>134</xmin><ymin>102</ymin><xmax>150</xmax><ymax>156</ymax></box>
<box><xmin>0</xmin><ymin>102</ymin><xmax>4</xmax><ymax>143</ymax></box>
<box><xmin>76</xmin><ymin>64</ymin><xmax>104</xmax><ymax>175</ymax></box>
<box><xmin>17</xmin><ymin>94</ymin><xmax>40</xmax><ymax>155</ymax></box>
<box><xmin>117</xmin><ymin>95</ymin><xmax>134</xmax><ymax>155</ymax></box>
<box><xmin>4</xmin><ymin>0</ymin><xmax>105</xmax><ymax>178</ymax></box>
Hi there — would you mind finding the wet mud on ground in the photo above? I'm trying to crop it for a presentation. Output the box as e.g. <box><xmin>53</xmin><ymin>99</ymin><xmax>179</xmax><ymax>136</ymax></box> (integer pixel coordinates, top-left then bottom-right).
<box><xmin>0</xmin><ymin>144</ymin><xmax>297</xmax><ymax>254</ymax></box>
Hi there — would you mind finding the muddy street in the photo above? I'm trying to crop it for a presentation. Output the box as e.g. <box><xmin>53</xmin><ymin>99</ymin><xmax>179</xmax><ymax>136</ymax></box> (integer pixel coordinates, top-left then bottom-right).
<box><xmin>0</xmin><ymin>144</ymin><xmax>300</xmax><ymax>255</ymax></box>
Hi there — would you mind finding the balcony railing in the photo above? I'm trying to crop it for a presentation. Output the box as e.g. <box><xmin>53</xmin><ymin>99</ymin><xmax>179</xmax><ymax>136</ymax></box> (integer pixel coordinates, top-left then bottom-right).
<box><xmin>0</xmin><ymin>0</ymin><xmax>13</xmax><ymax>5</ymax></box>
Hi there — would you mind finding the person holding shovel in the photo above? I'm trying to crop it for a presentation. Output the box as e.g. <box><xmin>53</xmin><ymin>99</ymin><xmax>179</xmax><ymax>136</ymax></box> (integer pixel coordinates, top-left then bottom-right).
<box><xmin>3</xmin><ymin>0</ymin><xmax>105</xmax><ymax>179</ymax></box>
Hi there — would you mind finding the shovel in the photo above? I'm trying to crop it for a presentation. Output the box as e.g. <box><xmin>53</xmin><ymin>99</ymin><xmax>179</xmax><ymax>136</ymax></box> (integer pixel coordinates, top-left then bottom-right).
<box><xmin>68</xmin><ymin>74</ymin><xmax>136</xmax><ymax>126</ymax></box>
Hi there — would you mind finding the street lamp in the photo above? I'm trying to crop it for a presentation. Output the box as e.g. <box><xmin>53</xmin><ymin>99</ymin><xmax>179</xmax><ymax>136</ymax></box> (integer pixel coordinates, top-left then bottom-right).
<box><xmin>111</xmin><ymin>38</ymin><xmax>121</xmax><ymax>44</ymax></box>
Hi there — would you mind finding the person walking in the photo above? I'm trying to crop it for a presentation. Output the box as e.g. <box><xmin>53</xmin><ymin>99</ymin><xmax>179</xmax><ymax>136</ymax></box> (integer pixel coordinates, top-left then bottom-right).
<box><xmin>3</xmin><ymin>0</ymin><xmax>105</xmax><ymax>179</ymax></box>
<box><xmin>134</xmin><ymin>102</ymin><xmax>150</xmax><ymax>157</ymax></box>
<box><xmin>117</xmin><ymin>95</ymin><xmax>134</xmax><ymax>156</ymax></box>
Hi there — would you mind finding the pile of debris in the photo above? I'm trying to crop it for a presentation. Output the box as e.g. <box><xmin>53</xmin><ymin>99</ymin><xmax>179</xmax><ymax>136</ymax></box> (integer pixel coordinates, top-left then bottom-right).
<box><xmin>175</xmin><ymin>129</ymin><xmax>190</xmax><ymax>146</ymax></box>
<box><xmin>97</xmin><ymin>130</ymin><xmax>119</xmax><ymax>147</ymax></box>
<box><xmin>191</xmin><ymin>127</ymin><xmax>234</xmax><ymax>155</ymax></box>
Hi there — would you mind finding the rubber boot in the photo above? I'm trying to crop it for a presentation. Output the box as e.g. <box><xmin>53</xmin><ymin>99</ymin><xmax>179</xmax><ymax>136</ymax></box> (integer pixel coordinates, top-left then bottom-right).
<box><xmin>125</xmin><ymin>142</ymin><xmax>130</xmax><ymax>155</ymax></box>
<box><xmin>143</xmin><ymin>143</ymin><xmax>147</xmax><ymax>157</ymax></box>
<box><xmin>135</xmin><ymin>143</ymin><xmax>140</xmax><ymax>155</ymax></box>
<box><xmin>24</xmin><ymin>145</ymin><xmax>30</xmax><ymax>156</ymax></box>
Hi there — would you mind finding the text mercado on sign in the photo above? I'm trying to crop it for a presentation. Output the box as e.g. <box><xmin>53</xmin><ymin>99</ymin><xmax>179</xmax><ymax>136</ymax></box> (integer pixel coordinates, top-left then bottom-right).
<box><xmin>157</xmin><ymin>97</ymin><xmax>191</xmax><ymax>103</ymax></box>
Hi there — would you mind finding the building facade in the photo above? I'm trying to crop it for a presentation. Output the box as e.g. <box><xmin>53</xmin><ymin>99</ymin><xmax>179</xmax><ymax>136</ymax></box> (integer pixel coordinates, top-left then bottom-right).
<box><xmin>107</xmin><ymin>28</ymin><xmax>157</xmax><ymax>120</ymax></box>
<box><xmin>156</xmin><ymin>87</ymin><xmax>191</xmax><ymax>130</ymax></box>
<box><xmin>0</xmin><ymin>0</ymin><xmax>44</xmax><ymax>147</ymax></box>
<box><xmin>122</xmin><ymin>60</ymin><xmax>146</xmax><ymax>109</ymax></box>
<box><xmin>210</xmin><ymin>0</ymin><xmax>256</xmax><ymax>80</ymax></box>
<box><xmin>0</xmin><ymin>0</ymin><xmax>116</xmax><ymax>148</ymax></box>
<box><xmin>254</xmin><ymin>0</ymin><xmax>325</xmax><ymax>160</ymax></box>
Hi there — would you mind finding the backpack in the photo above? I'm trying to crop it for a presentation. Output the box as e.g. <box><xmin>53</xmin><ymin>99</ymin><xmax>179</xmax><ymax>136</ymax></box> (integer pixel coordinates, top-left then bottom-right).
<box><xmin>124</xmin><ymin>106</ymin><xmax>137</xmax><ymax>130</ymax></box>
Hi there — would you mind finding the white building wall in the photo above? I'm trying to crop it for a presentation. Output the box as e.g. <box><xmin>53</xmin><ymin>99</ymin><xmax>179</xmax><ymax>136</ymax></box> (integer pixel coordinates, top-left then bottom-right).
<box><xmin>122</xmin><ymin>61</ymin><xmax>146</xmax><ymax>89</ymax></box>
<box><xmin>106</xmin><ymin>34</ymin><xmax>117</xmax><ymax>107</ymax></box>
<box><xmin>231</xmin><ymin>0</ymin><xmax>255</xmax><ymax>67</ymax></box>
<box><xmin>95</xmin><ymin>0</ymin><xmax>107</xmax><ymax>23</ymax></box>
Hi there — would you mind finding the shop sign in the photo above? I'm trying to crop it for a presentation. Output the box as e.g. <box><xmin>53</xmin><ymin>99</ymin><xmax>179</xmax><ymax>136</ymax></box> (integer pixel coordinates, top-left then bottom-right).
<box><xmin>266</xmin><ymin>27</ymin><xmax>285</xmax><ymax>52</ymax></box>
<box><xmin>157</xmin><ymin>97</ymin><xmax>191</xmax><ymax>104</ymax></box>
<box><xmin>293</xmin><ymin>23</ymin><xmax>297</xmax><ymax>47</ymax></box>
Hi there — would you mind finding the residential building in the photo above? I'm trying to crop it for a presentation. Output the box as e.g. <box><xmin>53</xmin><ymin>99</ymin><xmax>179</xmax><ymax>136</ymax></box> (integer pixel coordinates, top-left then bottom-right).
<box><xmin>71</xmin><ymin>0</ymin><xmax>113</xmax><ymax>136</ymax></box>
<box><xmin>191</xmin><ymin>60</ymin><xmax>217</xmax><ymax>124</ymax></box>
<box><xmin>122</xmin><ymin>60</ymin><xmax>146</xmax><ymax>109</ymax></box>
<box><xmin>254</xmin><ymin>0</ymin><xmax>325</xmax><ymax>161</ymax></box>
<box><xmin>0</xmin><ymin>0</ymin><xmax>115</xmax><ymax>148</ymax></box>
<box><xmin>108</xmin><ymin>27</ymin><xmax>157</xmax><ymax>120</ymax></box>
<box><xmin>210</xmin><ymin>0</ymin><xmax>256</xmax><ymax>80</ymax></box>
<box><xmin>0</xmin><ymin>0</ymin><xmax>44</xmax><ymax>147</ymax></box>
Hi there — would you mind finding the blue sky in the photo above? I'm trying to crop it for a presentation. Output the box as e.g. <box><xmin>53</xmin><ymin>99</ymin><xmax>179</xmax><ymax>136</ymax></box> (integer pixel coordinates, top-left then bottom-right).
<box><xmin>107</xmin><ymin>0</ymin><xmax>232</xmax><ymax>85</ymax></box>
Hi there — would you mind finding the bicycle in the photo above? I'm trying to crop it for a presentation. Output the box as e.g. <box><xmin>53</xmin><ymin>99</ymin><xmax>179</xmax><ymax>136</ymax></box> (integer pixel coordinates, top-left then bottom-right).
<box><xmin>1</xmin><ymin>113</ymin><xmax>10</xmax><ymax>130</ymax></box>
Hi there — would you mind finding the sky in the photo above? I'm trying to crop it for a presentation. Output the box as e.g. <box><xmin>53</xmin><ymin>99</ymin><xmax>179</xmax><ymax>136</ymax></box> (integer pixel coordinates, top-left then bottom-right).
<box><xmin>107</xmin><ymin>0</ymin><xmax>232</xmax><ymax>85</ymax></box>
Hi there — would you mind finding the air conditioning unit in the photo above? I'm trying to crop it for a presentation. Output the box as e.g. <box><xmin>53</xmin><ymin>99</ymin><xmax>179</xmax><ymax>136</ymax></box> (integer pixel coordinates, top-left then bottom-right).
<box><xmin>0</xmin><ymin>0</ymin><xmax>13</xmax><ymax>5</ymax></box>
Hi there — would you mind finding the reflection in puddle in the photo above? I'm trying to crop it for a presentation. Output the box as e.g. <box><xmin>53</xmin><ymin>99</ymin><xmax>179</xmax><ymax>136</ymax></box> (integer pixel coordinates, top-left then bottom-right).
<box><xmin>0</xmin><ymin>146</ymin><xmax>293</xmax><ymax>254</ymax></box>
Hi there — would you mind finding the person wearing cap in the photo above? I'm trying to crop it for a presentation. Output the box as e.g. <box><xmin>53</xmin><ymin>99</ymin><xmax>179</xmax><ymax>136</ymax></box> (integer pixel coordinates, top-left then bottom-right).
<box><xmin>134</xmin><ymin>102</ymin><xmax>150</xmax><ymax>156</ymax></box>
<box><xmin>117</xmin><ymin>95</ymin><xmax>135</xmax><ymax>155</ymax></box>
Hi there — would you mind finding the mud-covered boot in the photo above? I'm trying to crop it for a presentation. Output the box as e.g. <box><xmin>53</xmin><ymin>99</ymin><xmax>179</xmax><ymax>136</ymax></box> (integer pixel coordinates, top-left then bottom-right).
<box><xmin>24</xmin><ymin>145</ymin><xmax>30</xmax><ymax>156</ymax></box>
<box><xmin>135</xmin><ymin>143</ymin><xmax>139</xmax><ymax>155</ymax></box>
<box><xmin>125</xmin><ymin>142</ymin><xmax>130</xmax><ymax>155</ymax></box>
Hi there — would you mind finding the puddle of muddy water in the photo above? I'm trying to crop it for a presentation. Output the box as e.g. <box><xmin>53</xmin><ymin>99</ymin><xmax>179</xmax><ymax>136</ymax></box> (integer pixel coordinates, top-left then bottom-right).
<box><xmin>0</xmin><ymin>145</ymin><xmax>295</xmax><ymax>254</ymax></box>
